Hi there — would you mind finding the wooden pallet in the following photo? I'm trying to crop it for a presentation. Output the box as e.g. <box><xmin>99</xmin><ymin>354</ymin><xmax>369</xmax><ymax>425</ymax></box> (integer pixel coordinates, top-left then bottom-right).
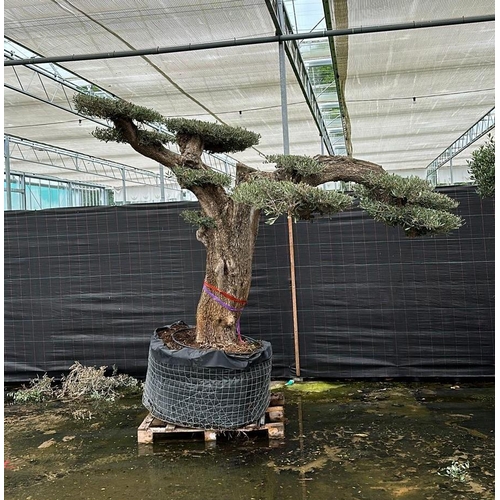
<box><xmin>138</xmin><ymin>392</ymin><xmax>285</xmax><ymax>445</ymax></box>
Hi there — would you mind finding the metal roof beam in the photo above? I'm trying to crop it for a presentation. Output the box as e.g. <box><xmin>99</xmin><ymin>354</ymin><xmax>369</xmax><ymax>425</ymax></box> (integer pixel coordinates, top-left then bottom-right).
<box><xmin>5</xmin><ymin>40</ymin><xmax>237</xmax><ymax>179</ymax></box>
<box><xmin>5</xmin><ymin>15</ymin><xmax>493</xmax><ymax>67</ymax></box>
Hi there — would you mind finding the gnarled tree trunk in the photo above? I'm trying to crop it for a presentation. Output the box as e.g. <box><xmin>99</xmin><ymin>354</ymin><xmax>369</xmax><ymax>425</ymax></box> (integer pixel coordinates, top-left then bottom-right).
<box><xmin>194</xmin><ymin>199</ymin><xmax>260</xmax><ymax>345</ymax></box>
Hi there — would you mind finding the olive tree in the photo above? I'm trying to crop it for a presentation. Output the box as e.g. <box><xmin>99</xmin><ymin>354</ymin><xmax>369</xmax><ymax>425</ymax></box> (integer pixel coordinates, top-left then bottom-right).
<box><xmin>74</xmin><ymin>94</ymin><xmax>463</xmax><ymax>348</ymax></box>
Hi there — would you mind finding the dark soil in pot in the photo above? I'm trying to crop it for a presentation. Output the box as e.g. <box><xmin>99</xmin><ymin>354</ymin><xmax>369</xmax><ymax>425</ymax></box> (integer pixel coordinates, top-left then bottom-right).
<box><xmin>157</xmin><ymin>321</ymin><xmax>263</xmax><ymax>354</ymax></box>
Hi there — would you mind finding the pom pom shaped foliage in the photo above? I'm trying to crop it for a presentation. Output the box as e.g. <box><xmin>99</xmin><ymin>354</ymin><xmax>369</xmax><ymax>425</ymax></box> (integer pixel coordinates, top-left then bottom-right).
<box><xmin>354</xmin><ymin>173</ymin><xmax>463</xmax><ymax>236</ymax></box>
<box><xmin>171</xmin><ymin>166</ymin><xmax>231</xmax><ymax>189</ymax></box>
<box><xmin>92</xmin><ymin>127</ymin><xmax>172</xmax><ymax>147</ymax></box>
<box><xmin>232</xmin><ymin>177</ymin><xmax>352</xmax><ymax>224</ymax></box>
<box><xmin>74</xmin><ymin>94</ymin><xmax>260</xmax><ymax>154</ymax></box>
<box><xmin>74</xmin><ymin>94</ymin><xmax>165</xmax><ymax>124</ymax></box>
<box><xmin>164</xmin><ymin>118</ymin><xmax>260</xmax><ymax>154</ymax></box>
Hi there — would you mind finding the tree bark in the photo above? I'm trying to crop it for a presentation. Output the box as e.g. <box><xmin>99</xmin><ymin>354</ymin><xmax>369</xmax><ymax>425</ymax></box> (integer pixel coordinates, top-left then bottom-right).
<box><xmin>269</xmin><ymin>155</ymin><xmax>385</xmax><ymax>186</ymax></box>
<box><xmin>194</xmin><ymin>199</ymin><xmax>261</xmax><ymax>345</ymax></box>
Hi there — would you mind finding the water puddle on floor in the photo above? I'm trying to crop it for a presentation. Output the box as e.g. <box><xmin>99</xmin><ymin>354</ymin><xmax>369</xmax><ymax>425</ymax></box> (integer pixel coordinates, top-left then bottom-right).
<box><xmin>4</xmin><ymin>381</ymin><xmax>494</xmax><ymax>499</ymax></box>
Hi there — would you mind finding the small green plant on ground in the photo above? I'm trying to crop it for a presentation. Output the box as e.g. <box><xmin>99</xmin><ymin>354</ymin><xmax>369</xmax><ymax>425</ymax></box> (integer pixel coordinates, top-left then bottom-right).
<box><xmin>438</xmin><ymin>460</ymin><xmax>470</xmax><ymax>482</ymax></box>
<box><xmin>7</xmin><ymin>374</ymin><xmax>55</xmax><ymax>403</ymax></box>
<box><xmin>7</xmin><ymin>362</ymin><xmax>142</xmax><ymax>404</ymax></box>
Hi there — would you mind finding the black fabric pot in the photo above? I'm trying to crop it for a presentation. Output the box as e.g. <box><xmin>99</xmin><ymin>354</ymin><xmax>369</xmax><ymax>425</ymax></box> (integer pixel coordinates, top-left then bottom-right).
<box><xmin>142</xmin><ymin>325</ymin><xmax>273</xmax><ymax>430</ymax></box>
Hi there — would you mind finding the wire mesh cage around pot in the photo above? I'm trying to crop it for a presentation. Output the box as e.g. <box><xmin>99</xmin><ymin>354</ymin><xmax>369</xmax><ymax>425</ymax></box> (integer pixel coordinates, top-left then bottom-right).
<box><xmin>142</xmin><ymin>325</ymin><xmax>273</xmax><ymax>430</ymax></box>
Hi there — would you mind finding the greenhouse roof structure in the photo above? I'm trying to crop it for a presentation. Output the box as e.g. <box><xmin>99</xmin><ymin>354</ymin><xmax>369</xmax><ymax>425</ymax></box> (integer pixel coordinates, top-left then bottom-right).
<box><xmin>4</xmin><ymin>0</ymin><xmax>495</xmax><ymax>196</ymax></box>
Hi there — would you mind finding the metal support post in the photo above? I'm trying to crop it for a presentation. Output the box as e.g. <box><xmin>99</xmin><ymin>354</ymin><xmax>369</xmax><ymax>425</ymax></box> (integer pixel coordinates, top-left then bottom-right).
<box><xmin>21</xmin><ymin>174</ymin><xmax>26</xmax><ymax>210</ymax></box>
<box><xmin>121</xmin><ymin>168</ymin><xmax>127</xmax><ymax>204</ymax></box>
<box><xmin>4</xmin><ymin>136</ymin><xmax>12</xmax><ymax>210</ymax></box>
<box><xmin>449</xmin><ymin>158</ymin><xmax>454</xmax><ymax>185</ymax></box>
<box><xmin>159</xmin><ymin>164</ymin><xmax>165</xmax><ymax>202</ymax></box>
<box><xmin>277</xmin><ymin>0</ymin><xmax>290</xmax><ymax>154</ymax></box>
<box><xmin>68</xmin><ymin>182</ymin><xmax>73</xmax><ymax>207</ymax></box>
<box><xmin>287</xmin><ymin>213</ymin><xmax>301</xmax><ymax>378</ymax></box>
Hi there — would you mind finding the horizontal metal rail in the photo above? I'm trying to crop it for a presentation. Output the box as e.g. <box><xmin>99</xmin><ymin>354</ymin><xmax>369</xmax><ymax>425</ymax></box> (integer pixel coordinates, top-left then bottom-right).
<box><xmin>5</xmin><ymin>135</ymin><xmax>169</xmax><ymax>186</ymax></box>
<box><xmin>5</xmin><ymin>45</ymin><xmax>236</xmax><ymax>182</ymax></box>
<box><xmin>5</xmin><ymin>15</ymin><xmax>494</xmax><ymax>67</ymax></box>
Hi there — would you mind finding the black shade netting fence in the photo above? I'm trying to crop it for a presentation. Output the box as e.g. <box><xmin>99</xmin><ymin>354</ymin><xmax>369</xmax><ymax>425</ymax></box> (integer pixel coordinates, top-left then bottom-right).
<box><xmin>4</xmin><ymin>186</ymin><xmax>494</xmax><ymax>382</ymax></box>
<box><xmin>142</xmin><ymin>326</ymin><xmax>272</xmax><ymax>429</ymax></box>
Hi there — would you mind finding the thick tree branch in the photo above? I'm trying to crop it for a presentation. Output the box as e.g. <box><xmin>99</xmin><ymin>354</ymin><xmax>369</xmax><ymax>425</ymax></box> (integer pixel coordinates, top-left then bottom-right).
<box><xmin>235</xmin><ymin>162</ymin><xmax>275</xmax><ymax>185</ymax></box>
<box><xmin>113</xmin><ymin>117</ymin><xmax>229</xmax><ymax>216</ymax></box>
<box><xmin>114</xmin><ymin>117</ymin><xmax>180</xmax><ymax>168</ymax></box>
<box><xmin>300</xmin><ymin>155</ymin><xmax>385</xmax><ymax>186</ymax></box>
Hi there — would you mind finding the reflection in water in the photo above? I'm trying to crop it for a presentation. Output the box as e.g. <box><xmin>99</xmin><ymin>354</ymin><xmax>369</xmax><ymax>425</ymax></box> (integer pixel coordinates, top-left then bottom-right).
<box><xmin>4</xmin><ymin>382</ymin><xmax>494</xmax><ymax>500</ymax></box>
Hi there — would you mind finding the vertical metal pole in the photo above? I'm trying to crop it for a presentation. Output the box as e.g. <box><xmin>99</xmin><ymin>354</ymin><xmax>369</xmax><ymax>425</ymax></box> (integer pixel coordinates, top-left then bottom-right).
<box><xmin>159</xmin><ymin>164</ymin><xmax>165</xmax><ymax>202</ymax></box>
<box><xmin>277</xmin><ymin>0</ymin><xmax>290</xmax><ymax>154</ymax></box>
<box><xmin>449</xmin><ymin>158</ymin><xmax>454</xmax><ymax>185</ymax></box>
<box><xmin>4</xmin><ymin>136</ymin><xmax>12</xmax><ymax>210</ymax></box>
<box><xmin>21</xmin><ymin>173</ymin><xmax>26</xmax><ymax>210</ymax></box>
<box><xmin>121</xmin><ymin>168</ymin><xmax>127</xmax><ymax>204</ymax></box>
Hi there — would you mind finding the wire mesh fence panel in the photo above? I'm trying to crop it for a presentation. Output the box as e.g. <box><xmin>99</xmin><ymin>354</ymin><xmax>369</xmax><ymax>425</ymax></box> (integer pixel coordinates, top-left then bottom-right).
<box><xmin>142</xmin><ymin>331</ymin><xmax>272</xmax><ymax>429</ymax></box>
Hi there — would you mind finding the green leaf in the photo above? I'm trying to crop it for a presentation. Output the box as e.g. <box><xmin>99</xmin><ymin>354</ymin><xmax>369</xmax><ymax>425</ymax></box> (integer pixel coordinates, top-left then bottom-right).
<box><xmin>171</xmin><ymin>166</ymin><xmax>231</xmax><ymax>189</ymax></box>
<box><xmin>232</xmin><ymin>177</ymin><xmax>352</xmax><ymax>222</ymax></box>
<box><xmin>165</xmin><ymin>118</ymin><xmax>260</xmax><ymax>154</ymax></box>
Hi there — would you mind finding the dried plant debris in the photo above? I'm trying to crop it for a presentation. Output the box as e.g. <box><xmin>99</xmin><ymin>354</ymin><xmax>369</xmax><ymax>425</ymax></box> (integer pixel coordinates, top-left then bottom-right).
<box><xmin>7</xmin><ymin>374</ymin><xmax>56</xmax><ymax>403</ymax></box>
<box><xmin>7</xmin><ymin>362</ymin><xmax>142</xmax><ymax>404</ymax></box>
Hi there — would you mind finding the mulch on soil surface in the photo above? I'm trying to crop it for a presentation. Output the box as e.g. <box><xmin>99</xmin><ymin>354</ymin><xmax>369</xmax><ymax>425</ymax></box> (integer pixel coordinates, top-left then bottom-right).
<box><xmin>157</xmin><ymin>323</ymin><xmax>261</xmax><ymax>354</ymax></box>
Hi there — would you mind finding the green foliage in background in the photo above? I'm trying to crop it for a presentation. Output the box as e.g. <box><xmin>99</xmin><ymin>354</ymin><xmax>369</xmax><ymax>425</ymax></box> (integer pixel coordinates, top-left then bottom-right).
<box><xmin>467</xmin><ymin>135</ymin><xmax>495</xmax><ymax>198</ymax></box>
<box><xmin>310</xmin><ymin>64</ymin><xmax>335</xmax><ymax>86</ymax></box>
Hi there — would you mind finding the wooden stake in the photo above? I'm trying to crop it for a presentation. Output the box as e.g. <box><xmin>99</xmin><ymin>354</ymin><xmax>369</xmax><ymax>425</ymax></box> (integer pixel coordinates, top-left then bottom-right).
<box><xmin>287</xmin><ymin>213</ymin><xmax>301</xmax><ymax>377</ymax></box>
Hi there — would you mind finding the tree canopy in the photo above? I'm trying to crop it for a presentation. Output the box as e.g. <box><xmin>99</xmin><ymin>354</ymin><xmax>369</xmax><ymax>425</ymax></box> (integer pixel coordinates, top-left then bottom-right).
<box><xmin>74</xmin><ymin>93</ymin><xmax>463</xmax><ymax>237</ymax></box>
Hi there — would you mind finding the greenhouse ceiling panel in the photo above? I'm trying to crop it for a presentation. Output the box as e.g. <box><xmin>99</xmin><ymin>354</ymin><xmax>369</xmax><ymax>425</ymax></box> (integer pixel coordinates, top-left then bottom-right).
<box><xmin>4</xmin><ymin>0</ymin><xmax>495</xmax><ymax>188</ymax></box>
<box><xmin>327</xmin><ymin>0</ymin><xmax>495</xmax><ymax>175</ymax></box>
<box><xmin>4</xmin><ymin>0</ymin><xmax>326</xmax><ymax>178</ymax></box>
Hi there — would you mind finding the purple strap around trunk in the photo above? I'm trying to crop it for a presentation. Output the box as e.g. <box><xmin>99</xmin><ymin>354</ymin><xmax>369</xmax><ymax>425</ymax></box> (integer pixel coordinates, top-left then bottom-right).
<box><xmin>202</xmin><ymin>285</ymin><xmax>245</xmax><ymax>341</ymax></box>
